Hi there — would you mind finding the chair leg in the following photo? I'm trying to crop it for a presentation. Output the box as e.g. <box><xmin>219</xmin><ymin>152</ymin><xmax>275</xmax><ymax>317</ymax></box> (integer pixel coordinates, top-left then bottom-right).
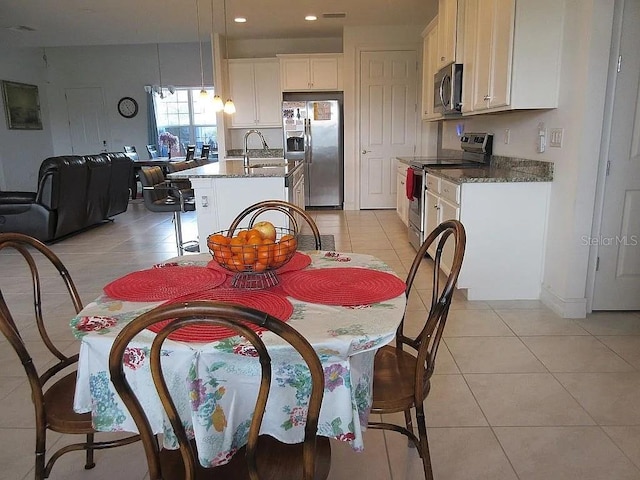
<box><xmin>173</xmin><ymin>211</ymin><xmax>184</xmax><ymax>255</ymax></box>
<box><xmin>415</xmin><ymin>405</ymin><xmax>433</xmax><ymax>480</ymax></box>
<box><xmin>35</xmin><ymin>427</ymin><xmax>46</xmax><ymax>480</ymax></box>
<box><xmin>85</xmin><ymin>433</ymin><xmax>96</xmax><ymax>470</ymax></box>
<box><xmin>404</xmin><ymin>409</ymin><xmax>416</xmax><ymax>448</ymax></box>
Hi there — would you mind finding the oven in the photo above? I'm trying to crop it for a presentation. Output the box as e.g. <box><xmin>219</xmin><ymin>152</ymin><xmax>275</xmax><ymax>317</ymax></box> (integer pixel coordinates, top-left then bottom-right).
<box><xmin>407</xmin><ymin>166</ymin><xmax>425</xmax><ymax>251</ymax></box>
<box><xmin>405</xmin><ymin>132</ymin><xmax>493</xmax><ymax>251</ymax></box>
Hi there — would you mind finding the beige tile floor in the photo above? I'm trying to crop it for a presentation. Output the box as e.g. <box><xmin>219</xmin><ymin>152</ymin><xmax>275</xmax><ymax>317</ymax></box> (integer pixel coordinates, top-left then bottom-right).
<box><xmin>1</xmin><ymin>201</ymin><xmax>640</xmax><ymax>480</ymax></box>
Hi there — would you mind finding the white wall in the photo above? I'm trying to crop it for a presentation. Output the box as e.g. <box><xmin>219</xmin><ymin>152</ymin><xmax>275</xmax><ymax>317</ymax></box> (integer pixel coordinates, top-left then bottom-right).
<box><xmin>438</xmin><ymin>0</ymin><xmax>614</xmax><ymax>316</ymax></box>
<box><xmin>0</xmin><ymin>47</ymin><xmax>53</xmax><ymax>190</ymax></box>
<box><xmin>1</xmin><ymin>42</ymin><xmax>213</xmax><ymax>190</ymax></box>
<box><xmin>46</xmin><ymin>42</ymin><xmax>213</xmax><ymax>155</ymax></box>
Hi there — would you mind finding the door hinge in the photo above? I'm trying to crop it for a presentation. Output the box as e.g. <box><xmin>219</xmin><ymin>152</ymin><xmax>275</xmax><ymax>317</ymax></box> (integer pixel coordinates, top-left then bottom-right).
<box><xmin>617</xmin><ymin>55</ymin><xmax>622</xmax><ymax>73</ymax></box>
<box><xmin>606</xmin><ymin>160</ymin><xmax>611</xmax><ymax>176</ymax></box>
<box><xmin>595</xmin><ymin>256</ymin><xmax>600</xmax><ymax>271</ymax></box>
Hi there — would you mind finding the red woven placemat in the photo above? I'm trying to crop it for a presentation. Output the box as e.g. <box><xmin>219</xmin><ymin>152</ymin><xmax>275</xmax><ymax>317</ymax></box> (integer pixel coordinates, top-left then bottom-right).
<box><xmin>103</xmin><ymin>266</ymin><xmax>226</xmax><ymax>302</ymax></box>
<box><xmin>280</xmin><ymin>267</ymin><xmax>406</xmax><ymax>306</ymax></box>
<box><xmin>276</xmin><ymin>252</ymin><xmax>311</xmax><ymax>274</ymax></box>
<box><xmin>147</xmin><ymin>289</ymin><xmax>294</xmax><ymax>342</ymax></box>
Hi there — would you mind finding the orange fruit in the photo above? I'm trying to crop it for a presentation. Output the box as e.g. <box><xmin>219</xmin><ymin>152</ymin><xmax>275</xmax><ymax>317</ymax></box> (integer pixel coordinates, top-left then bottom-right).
<box><xmin>247</xmin><ymin>228</ymin><xmax>263</xmax><ymax>239</ymax></box>
<box><xmin>271</xmin><ymin>244</ymin><xmax>289</xmax><ymax>266</ymax></box>
<box><xmin>210</xmin><ymin>234</ymin><xmax>229</xmax><ymax>245</ymax></box>
<box><xmin>213</xmin><ymin>247</ymin><xmax>232</xmax><ymax>261</ymax></box>
<box><xmin>246</xmin><ymin>235</ymin><xmax>263</xmax><ymax>247</ymax></box>
<box><xmin>280</xmin><ymin>234</ymin><xmax>297</xmax><ymax>254</ymax></box>
<box><xmin>227</xmin><ymin>256</ymin><xmax>245</xmax><ymax>272</ymax></box>
<box><xmin>236</xmin><ymin>230</ymin><xmax>250</xmax><ymax>242</ymax></box>
<box><xmin>256</xmin><ymin>245</ymin><xmax>273</xmax><ymax>265</ymax></box>
<box><xmin>253</xmin><ymin>262</ymin><xmax>267</xmax><ymax>273</ymax></box>
<box><xmin>241</xmin><ymin>247</ymin><xmax>257</xmax><ymax>265</ymax></box>
<box><xmin>229</xmin><ymin>237</ymin><xmax>245</xmax><ymax>254</ymax></box>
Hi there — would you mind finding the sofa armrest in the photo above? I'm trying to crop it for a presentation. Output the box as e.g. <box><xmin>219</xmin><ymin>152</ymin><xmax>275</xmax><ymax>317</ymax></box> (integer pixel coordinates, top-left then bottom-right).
<box><xmin>0</xmin><ymin>191</ymin><xmax>37</xmax><ymax>204</ymax></box>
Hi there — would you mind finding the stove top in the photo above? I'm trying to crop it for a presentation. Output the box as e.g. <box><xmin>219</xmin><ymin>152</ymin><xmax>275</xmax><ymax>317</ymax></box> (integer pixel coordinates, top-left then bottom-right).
<box><xmin>406</xmin><ymin>132</ymin><xmax>493</xmax><ymax>169</ymax></box>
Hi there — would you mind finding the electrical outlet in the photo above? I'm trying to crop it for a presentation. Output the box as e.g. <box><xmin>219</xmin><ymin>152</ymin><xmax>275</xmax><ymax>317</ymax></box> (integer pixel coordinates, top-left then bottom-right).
<box><xmin>537</xmin><ymin>122</ymin><xmax>546</xmax><ymax>153</ymax></box>
<box><xmin>504</xmin><ymin>129</ymin><xmax>510</xmax><ymax>144</ymax></box>
<box><xmin>550</xmin><ymin>128</ymin><xmax>564</xmax><ymax>148</ymax></box>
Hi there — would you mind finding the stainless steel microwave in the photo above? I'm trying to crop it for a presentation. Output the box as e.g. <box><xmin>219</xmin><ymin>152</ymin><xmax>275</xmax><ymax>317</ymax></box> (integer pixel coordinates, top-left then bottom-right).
<box><xmin>434</xmin><ymin>63</ymin><xmax>463</xmax><ymax>115</ymax></box>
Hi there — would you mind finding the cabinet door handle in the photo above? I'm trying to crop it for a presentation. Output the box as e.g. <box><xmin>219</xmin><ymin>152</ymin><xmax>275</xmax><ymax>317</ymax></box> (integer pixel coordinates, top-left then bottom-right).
<box><xmin>440</xmin><ymin>56</ymin><xmax>446</xmax><ymax>61</ymax></box>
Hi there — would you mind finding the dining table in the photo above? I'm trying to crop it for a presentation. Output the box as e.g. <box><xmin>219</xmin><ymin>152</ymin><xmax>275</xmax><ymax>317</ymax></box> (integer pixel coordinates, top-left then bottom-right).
<box><xmin>71</xmin><ymin>250</ymin><xmax>407</xmax><ymax>468</ymax></box>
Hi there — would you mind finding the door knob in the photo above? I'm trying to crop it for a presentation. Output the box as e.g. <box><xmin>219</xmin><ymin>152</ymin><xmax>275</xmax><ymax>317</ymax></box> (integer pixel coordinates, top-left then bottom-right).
<box><xmin>362</xmin><ymin>149</ymin><xmax>370</xmax><ymax>154</ymax></box>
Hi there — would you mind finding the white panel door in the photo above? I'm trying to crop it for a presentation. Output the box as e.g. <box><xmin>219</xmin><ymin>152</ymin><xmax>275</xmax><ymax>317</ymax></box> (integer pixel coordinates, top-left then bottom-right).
<box><xmin>65</xmin><ymin>87</ymin><xmax>108</xmax><ymax>154</ymax></box>
<box><xmin>593</xmin><ymin>0</ymin><xmax>640</xmax><ymax>309</ymax></box>
<box><xmin>360</xmin><ymin>50</ymin><xmax>417</xmax><ymax>209</ymax></box>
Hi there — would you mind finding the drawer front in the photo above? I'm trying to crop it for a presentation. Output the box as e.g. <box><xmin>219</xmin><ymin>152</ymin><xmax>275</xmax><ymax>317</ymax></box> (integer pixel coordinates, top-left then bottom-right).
<box><xmin>425</xmin><ymin>173</ymin><xmax>440</xmax><ymax>194</ymax></box>
<box><xmin>397</xmin><ymin>163</ymin><xmax>409</xmax><ymax>176</ymax></box>
<box><xmin>440</xmin><ymin>178</ymin><xmax>460</xmax><ymax>204</ymax></box>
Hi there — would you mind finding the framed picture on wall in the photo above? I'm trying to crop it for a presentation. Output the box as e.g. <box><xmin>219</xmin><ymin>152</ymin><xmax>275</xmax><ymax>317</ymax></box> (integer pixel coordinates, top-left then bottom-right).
<box><xmin>1</xmin><ymin>80</ymin><xmax>43</xmax><ymax>130</ymax></box>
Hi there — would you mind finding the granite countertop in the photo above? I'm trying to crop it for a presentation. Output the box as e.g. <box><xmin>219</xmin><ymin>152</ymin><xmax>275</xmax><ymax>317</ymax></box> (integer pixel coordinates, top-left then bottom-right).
<box><xmin>168</xmin><ymin>159</ymin><xmax>303</xmax><ymax>179</ymax></box>
<box><xmin>226</xmin><ymin>148</ymin><xmax>285</xmax><ymax>159</ymax></box>
<box><xmin>398</xmin><ymin>155</ymin><xmax>554</xmax><ymax>184</ymax></box>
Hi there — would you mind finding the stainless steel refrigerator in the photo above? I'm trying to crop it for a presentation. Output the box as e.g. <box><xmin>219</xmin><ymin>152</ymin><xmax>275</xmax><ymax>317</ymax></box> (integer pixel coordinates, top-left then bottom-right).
<box><xmin>282</xmin><ymin>93</ymin><xmax>344</xmax><ymax>208</ymax></box>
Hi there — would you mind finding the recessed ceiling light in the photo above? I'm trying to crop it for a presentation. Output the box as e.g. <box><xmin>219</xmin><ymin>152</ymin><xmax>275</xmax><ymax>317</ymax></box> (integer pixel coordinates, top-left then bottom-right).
<box><xmin>7</xmin><ymin>25</ymin><xmax>37</xmax><ymax>32</ymax></box>
<box><xmin>305</xmin><ymin>15</ymin><xmax>318</xmax><ymax>21</ymax></box>
<box><xmin>234</xmin><ymin>17</ymin><xmax>247</xmax><ymax>23</ymax></box>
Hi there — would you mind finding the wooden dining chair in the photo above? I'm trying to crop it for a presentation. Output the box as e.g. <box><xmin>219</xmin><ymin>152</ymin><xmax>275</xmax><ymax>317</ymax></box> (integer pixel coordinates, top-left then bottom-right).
<box><xmin>108</xmin><ymin>301</ymin><xmax>331</xmax><ymax>480</ymax></box>
<box><xmin>228</xmin><ymin>200</ymin><xmax>322</xmax><ymax>250</ymax></box>
<box><xmin>0</xmin><ymin>233</ymin><xmax>140</xmax><ymax>480</ymax></box>
<box><xmin>147</xmin><ymin>144</ymin><xmax>159</xmax><ymax>159</ymax></box>
<box><xmin>367</xmin><ymin>220</ymin><xmax>466</xmax><ymax>480</ymax></box>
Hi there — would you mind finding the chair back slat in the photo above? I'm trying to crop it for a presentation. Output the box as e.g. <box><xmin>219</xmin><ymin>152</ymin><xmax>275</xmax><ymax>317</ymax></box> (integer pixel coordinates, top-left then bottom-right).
<box><xmin>228</xmin><ymin>200</ymin><xmax>321</xmax><ymax>250</ymax></box>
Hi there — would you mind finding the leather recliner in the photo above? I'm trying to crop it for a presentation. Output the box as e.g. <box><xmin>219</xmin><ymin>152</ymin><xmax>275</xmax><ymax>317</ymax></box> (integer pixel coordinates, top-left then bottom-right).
<box><xmin>0</xmin><ymin>152</ymin><xmax>132</xmax><ymax>242</ymax></box>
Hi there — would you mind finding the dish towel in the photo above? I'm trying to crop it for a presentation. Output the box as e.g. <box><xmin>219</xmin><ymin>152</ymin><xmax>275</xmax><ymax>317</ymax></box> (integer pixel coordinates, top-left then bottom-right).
<box><xmin>406</xmin><ymin>168</ymin><xmax>415</xmax><ymax>200</ymax></box>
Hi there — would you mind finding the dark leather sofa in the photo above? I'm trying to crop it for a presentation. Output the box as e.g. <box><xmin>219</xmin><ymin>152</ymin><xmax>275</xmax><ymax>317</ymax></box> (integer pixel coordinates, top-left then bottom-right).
<box><xmin>0</xmin><ymin>152</ymin><xmax>132</xmax><ymax>242</ymax></box>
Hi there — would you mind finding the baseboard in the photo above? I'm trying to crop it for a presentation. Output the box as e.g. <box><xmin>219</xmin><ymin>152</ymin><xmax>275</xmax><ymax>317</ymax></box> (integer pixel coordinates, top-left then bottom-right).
<box><xmin>540</xmin><ymin>285</ymin><xmax>588</xmax><ymax>318</ymax></box>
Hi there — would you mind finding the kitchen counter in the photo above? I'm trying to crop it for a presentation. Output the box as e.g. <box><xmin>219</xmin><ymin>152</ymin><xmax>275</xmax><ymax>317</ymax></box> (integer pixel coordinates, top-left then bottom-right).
<box><xmin>168</xmin><ymin>159</ymin><xmax>302</xmax><ymax>180</ymax></box>
<box><xmin>167</xmin><ymin>159</ymin><xmax>305</xmax><ymax>252</ymax></box>
<box><xmin>398</xmin><ymin>155</ymin><xmax>553</xmax><ymax>184</ymax></box>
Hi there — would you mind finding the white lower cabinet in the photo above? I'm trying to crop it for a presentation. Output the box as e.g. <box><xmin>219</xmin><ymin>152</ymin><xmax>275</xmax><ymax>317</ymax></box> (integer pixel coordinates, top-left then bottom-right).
<box><xmin>396</xmin><ymin>164</ymin><xmax>410</xmax><ymax>226</ymax></box>
<box><xmin>424</xmin><ymin>172</ymin><xmax>550</xmax><ymax>300</ymax></box>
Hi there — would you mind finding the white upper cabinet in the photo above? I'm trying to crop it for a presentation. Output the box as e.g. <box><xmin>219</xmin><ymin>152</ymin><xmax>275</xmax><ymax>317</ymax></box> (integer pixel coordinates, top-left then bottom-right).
<box><xmin>462</xmin><ymin>0</ymin><xmax>564</xmax><ymax>114</ymax></box>
<box><xmin>436</xmin><ymin>0</ymin><xmax>459</xmax><ymax>69</ymax></box>
<box><xmin>422</xmin><ymin>18</ymin><xmax>442</xmax><ymax>120</ymax></box>
<box><xmin>228</xmin><ymin>58</ymin><xmax>281</xmax><ymax>128</ymax></box>
<box><xmin>278</xmin><ymin>54</ymin><xmax>343</xmax><ymax>91</ymax></box>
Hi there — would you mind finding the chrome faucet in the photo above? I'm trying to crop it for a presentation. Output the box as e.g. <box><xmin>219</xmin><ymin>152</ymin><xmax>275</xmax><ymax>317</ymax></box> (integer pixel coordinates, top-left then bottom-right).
<box><xmin>243</xmin><ymin>129</ymin><xmax>270</xmax><ymax>167</ymax></box>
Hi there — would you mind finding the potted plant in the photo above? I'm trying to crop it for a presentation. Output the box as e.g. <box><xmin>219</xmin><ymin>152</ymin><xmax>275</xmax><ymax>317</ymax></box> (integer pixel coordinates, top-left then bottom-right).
<box><xmin>158</xmin><ymin>132</ymin><xmax>179</xmax><ymax>159</ymax></box>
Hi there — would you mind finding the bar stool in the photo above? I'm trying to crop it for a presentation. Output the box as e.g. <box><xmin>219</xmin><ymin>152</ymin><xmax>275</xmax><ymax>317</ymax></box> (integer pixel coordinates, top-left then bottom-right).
<box><xmin>139</xmin><ymin>166</ymin><xmax>199</xmax><ymax>254</ymax></box>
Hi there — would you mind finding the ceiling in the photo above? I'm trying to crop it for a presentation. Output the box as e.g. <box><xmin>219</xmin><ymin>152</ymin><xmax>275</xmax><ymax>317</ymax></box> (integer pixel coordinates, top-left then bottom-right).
<box><xmin>0</xmin><ymin>0</ymin><xmax>437</xmax><ymax>49</ymax></box>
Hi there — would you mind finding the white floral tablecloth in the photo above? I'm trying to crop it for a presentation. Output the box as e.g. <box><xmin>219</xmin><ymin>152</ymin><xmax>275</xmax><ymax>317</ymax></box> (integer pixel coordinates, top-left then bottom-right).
<box><xmin>72</xmin><ymin>251</ymin><xmax>406</xmax><ymax>467</ymax></box>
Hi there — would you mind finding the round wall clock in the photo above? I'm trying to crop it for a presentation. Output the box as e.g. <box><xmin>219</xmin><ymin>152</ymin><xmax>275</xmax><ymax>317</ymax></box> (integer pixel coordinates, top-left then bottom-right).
<box><xmin>117</xmin><ymin>97</ymin><xmax>138</xmax><ymax>118</ymax></box>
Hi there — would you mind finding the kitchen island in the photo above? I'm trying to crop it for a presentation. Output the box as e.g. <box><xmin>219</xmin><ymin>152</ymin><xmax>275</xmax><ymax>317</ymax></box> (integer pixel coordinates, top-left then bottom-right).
<box><xmin>169</xmin><ymin>159</ymin><xmax>305</xmax><ymax>252</ymax></box>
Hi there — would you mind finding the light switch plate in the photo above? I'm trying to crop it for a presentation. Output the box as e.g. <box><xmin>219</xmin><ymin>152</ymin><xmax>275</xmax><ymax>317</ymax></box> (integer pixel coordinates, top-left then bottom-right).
<box><xmin>550</xmin><ymin>128</ymin><xmax>564</xmax><ymax>148</ymax></box>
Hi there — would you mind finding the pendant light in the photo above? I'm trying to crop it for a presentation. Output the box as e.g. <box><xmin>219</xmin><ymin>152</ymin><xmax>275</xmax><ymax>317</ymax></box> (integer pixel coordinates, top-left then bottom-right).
<box><xmin>211</xmin><ymin>0</ymin><xmax>224</xmax><ymax>111</ymax></box>
<box><xmin>195</xmin><ymin>0</ymin><xmax>207</xmax><ymax>97</ymax></box>
<box><xmin>222</xmin><ymin>0</ymin><xmax>235</xmax><ymax>114</ymax></box>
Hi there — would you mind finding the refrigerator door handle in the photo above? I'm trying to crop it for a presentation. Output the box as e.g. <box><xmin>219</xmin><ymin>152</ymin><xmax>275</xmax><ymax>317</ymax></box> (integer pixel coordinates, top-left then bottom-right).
<box><xmin>307</xmin><ymin>118</ymin><xmax>312</xmax><ymax>164</ymax></box>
